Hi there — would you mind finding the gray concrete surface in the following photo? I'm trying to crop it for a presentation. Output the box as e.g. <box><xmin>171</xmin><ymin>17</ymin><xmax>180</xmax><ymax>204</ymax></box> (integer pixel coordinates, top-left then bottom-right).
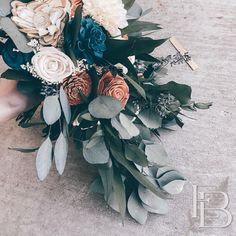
<box><xmin>0</xmin><ymin>0</ymin><xmax>236</xmax><ymax>235</ymax></box>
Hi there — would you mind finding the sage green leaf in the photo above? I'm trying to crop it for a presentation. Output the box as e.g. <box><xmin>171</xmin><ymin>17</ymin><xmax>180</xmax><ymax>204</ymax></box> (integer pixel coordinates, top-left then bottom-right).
<box><xmin>108</xmin><ymin>191</ymin><xmax>120</xmax><ymax>212</ymax></box>
<box><xmin>124</xmin><ymin>74</ymin><xmax>146</xmax><ymax>99</ymax></box>
<box><xmin>89</xmin><ymin>178</ymin><xmax>104</xmax><ymax>194</ymax></box>
<box><xmin>113</xmin><ymin>169</ymin><xmax>126</xmax><ymax>221</ymax></box>
<box><xmin>98</xmin><ymin>161</ymin><xmax>113</xmax><ymax>201</ymax></box>
<box><xmin>142</xmin><ymin>202</ymin><xmax>168</xmax><ymax>214</ymax></box>
<box><xmin>88</xmin><ymin>96</ymin><xmax>123</xmax><ymax>119</ymax></box>
<box><xmin>110</xmin><ymin>146</ymin><xmax>166</xmax><ymax>199</ymax></box>
<box><xmin>1</xmin><ymin>69</ymin><xmax>33</xmax><ymax>81</ymax></box>
<box><xmin>122</xmin><ymin>21</ymin><xmax>161</xmax><ymax>35</ymax></box>
<box><xmin>157</xmin><ymin>170</ymin><xmax>186</xmax><ymax>195</ymax></box>
<box><xmin>127</xmin><ymin>1</ymin><xmax>143</xmax><ymax>20</ymax></box>
<box><xmin>43</xmin><ymin>95</ymin><xmax>61</xmax><ymax>125</ymax></box>
<box><xmin>111</xmin><ymin>113</ymin><xmax>139</xmax><ymax>139</ymax></box>
<box><xmin>54</xmin><ymin>132</ymin><xmax>68</xmax><ymax>175</ymax></box>
<box><xmin>161</xmin><ymin>180</ymin><xmax>186</xmax><ymax>195</ymax></box>
<box><xmin>137</xmin><ymin>109</ymin><xmax>162</xmax><ymax>129</ymax></box>
<box><xmin>145</xmin><ymin>143</ymin><xmax>168</xmax><ymax>165</ymax></box>
<box><xmin>194</xmin><ymin>102</ymin><xmax>213</xmax><ymax>109</ymax></box>
<box><xmin>0</xmin><ymin>0</ymin><xmax>11</xmax><ymax>16</ymax></box>
<box><xmin>136</xmin><ymin>125</ymin><xmax>152</xmax><ymax>141</ymax></box>
<box><xmin>123</xmin><ymin>0</ymin><xmax>135</xmax><ymax>10</ymax></box>
<box><xmin>36</xmin><ymin>137</ymin><xmax>52</xmax><ymax>181</ymax></box>
<box><xmin>83</xmin><ymin>136</ymin><xmax>110</xmax><ymax>164</ymax></box>
<box><xmin>125</xmin><ymin>143</ymin><xmax>148</xmax><ymax>167</ymax></box>
<box><xmin>127</xmin><ymin>191</ymin><xmax>148</xmax><ymax>225</ymax></box>
<box><xmin>0</xmin><ymin>17</ymin><xmax>33</xmax><ymax>53</ymax></box>
<box><xmin>138</xmin><ymin>185</ymin><xmax>169</xmax><ymax>214</ymax></box>
<box><xmin>156</xmin><ymin>166</ymin><xmax>176</xmax><ymax>179</ymax></box>
<box><xmin>59</xmin><ymin>87</ymin><xmax>71</xmax><ymax>124</ymax></box>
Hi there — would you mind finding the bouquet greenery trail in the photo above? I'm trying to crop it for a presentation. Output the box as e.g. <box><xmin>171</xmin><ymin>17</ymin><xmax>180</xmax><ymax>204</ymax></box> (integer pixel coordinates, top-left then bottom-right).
<box><xmin>0</xmin><ymin>0</ymin><xmax>211</xmax><ymax>224</ymax></box>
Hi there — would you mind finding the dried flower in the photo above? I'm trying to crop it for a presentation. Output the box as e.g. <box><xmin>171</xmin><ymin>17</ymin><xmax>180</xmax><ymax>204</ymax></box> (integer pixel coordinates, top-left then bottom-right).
<box><xmin>62</xmin><ymin>71</ymin><xmax>92</xmax><ymax>105</ymax></box>
<box><xmin>31</xmin><ymin>47</ymin><xmax>75</xmax><ymax>83</ymax></box>
<box><xmin>11</xmin><ymin>0</ymin><xmax>67</xmax><ymax>46</ymax></box>
<box><xmin>97</xmin><ymin>71</ymin><xmax>129</xmax><ymax>107</ymax></box>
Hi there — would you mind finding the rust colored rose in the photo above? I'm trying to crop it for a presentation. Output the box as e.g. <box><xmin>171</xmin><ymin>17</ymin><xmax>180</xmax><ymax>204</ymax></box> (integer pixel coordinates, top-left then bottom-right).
<box><xmin>97</xmin><ymin>71</ymin><xmax>130</xmax><ymax>107</ymax></box>
<box><xmin>71</xmin><ymin>0</ymin><xmax>83</xmax><ymax>16</ymax></box>
<box><xmin>62</xmin><ymin>71</ymin><xmax>92</xmax><ymax>106</ymax></box>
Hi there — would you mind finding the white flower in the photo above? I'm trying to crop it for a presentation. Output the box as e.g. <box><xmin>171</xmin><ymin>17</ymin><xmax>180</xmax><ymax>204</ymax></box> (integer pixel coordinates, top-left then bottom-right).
<box><xmin>83</xmin><ymin>0</ymin><xmax>128</xmax><ymax>37</ymax></box>
<box><xmin>11</xmin><ymin>0</ymin><xmax>67</xmax><ymax>46</ymax></box>
<box><xmin>32</xmin><ymin>47</ymin><xmax>75</xmax><ymax>83</ymax></box>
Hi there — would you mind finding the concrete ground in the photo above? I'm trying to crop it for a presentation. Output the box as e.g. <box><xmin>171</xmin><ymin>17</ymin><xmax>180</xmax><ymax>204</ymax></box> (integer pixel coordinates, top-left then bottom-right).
<box><xmin>0</xmin><ymin>0</ymin><xmax>235</xmax><ymax>235</ymax></box>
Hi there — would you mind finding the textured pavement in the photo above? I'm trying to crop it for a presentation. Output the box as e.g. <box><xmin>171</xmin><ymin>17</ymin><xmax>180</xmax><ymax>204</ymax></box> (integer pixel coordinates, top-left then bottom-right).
<box><xmin>0</xmin><ymin>0</ymin><xmax>236</xmax><ymax>235</ymax></box>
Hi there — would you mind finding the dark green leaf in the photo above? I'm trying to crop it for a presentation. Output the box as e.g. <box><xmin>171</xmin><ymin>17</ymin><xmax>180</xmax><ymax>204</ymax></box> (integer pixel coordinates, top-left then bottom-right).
<box><xmin>137</xmin><ymin>109</ymin><xmax>162</xmax><ymax>129</ymax></box>
<box><xmin>1</xmin><ymin>69</ymin><xmax>34</xmax><ymax>81</ymax></box>
<box><xmin>89</xmin><ymin>178</ymin><xmax>104</xmax><ymax>194</ymax></box>
<box><xmin>124</xmin><ymin>74</ymin><xmax>146</xmax><ymax>99</ymax></box>
<box><xmin>17</xmin><ymin>81</ymin><xmax>41</xmax><ymax>94</ymax></box>
<box><xmin>72</xmin><ymin>6</ymin><xmax>82</xmax><ymax>49</ymax></box>
<box><xmin>8</xmin><ymin>147</ymin><xmax>39</xmax><ymax>153</ymax></box>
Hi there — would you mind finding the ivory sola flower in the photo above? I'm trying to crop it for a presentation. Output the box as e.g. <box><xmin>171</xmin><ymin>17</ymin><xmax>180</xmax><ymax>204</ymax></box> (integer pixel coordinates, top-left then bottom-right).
<box><xmin>83</xmin><ymin>0</ymin><xmax>128</xmax><ymax>37</ymax></box>
<box><xmin>11</xmin><ymin>0</ymin><xmax>67</xmax><ymax>46</ymax></box>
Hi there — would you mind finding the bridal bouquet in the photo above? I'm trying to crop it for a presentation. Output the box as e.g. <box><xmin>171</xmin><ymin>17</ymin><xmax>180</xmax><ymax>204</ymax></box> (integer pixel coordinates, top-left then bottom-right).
<box><xmin>0</xmin><ymin>0</ymin><xmax>211</xmax><ymax>224</ymax></box>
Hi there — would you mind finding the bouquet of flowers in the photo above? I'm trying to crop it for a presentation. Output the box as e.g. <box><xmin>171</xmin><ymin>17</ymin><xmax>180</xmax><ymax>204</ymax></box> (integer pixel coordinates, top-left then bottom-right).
<box><xmin>0</xmin><ymin>0</ymin><xmax>211</xmax><ymax>224</ymax></box>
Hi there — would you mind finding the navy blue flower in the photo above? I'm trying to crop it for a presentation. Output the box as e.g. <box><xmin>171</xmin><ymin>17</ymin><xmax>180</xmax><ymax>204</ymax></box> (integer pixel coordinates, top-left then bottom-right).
<box><xmin>2</xmin><ymin>39</ymin><xmax>33</xmax><ymax>70</ymax></box>
<box><xmin>74</xmin><ymin>17</ymin><xmax>107</xmax><ymax>64</ymax></box>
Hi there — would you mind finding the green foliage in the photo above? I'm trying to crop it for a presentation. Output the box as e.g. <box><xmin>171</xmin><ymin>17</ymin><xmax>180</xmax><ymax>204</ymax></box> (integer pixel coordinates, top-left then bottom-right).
<box><xmin>88</xmin><ymin>96</ymin><xmax>123</xmax><ymax>119</ymax></box>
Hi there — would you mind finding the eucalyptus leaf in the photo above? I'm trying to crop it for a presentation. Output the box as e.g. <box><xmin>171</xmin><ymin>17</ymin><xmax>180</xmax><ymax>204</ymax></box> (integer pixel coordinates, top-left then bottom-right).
<box><xmin>83</xmin><ymin>136</ymin><xmax>110</xmax><ymax>164</ymax></box>
<box><xmin>0</xmin><ymin>17</ymin><xmax>33</xmax><ymax>53</ymax></box>
<box><xmin>138</xmin><ymin>185</ymin><xmax>169</xmax><ymax>214</ymax></box>
<box><xmin>157</xmin><ymin>170</ymin><xmax>186</xmax><ymax>195</ymax></box>
<box><xmin>138</xmin><ymin>109</ymin><xmax>162</xmax><ymax>129</ymax></box>
<box><xmin>110</xmin><ymin>146</ymin><xmax>166</xmax><ymax>199</ymax></box>
<box><xmin>126</xmin><ymin>1</ymin><xmax>143</xmax><ymax>20</ymax></box>
<box><xmin>59</xmin><ymin>87</ymin><xmax>71</xmax><ymax>124</ymax></box>
<box><xmin>145</xmin><ymin>143</ymin><xmax>168</xmax><ymax>165</ymax></box>
<box><xmin>43</xmin><ymin>95</ymin><xmax>61</xmax><ymax>125</ymax></box>
<box><xmin>156</xmin><ymin>166</ymin><xmax>176</xmax><ymax>179</ymax></box>
<box><xmin>111</xmin><ymin>113</ymin><xmax>139</xmax><ymax>139</ymax></box>
<box><xmin>88</xmin><ymin>96</ymin><xmax>123</xmax><ymax>119</ymax></box>
<box><xmin>127</xmin><ymin>191</ymin><xmax>148</xmax><ymax>225</ymax></box>
<box><xmin>98</xmin><ymin>162</ymin><xmax>113</xmax><ymax>201</ymax></box>
<box><xmin>36</xmin><ymin>137</ymin><xmax>52</xmax><ymax>181</ymax></box>
<box><xmin>113</xmin><ymin>169</ymin><xmax>126</xmax><ymax>221</ymax></box>
<box><xmin>125</xmin><ymin>143</ymin><xmax>148</xmax><ymax>167</ymax></box>
<box><xmin>54</xmin><ymin>132</ymin><xmax>68</xmax><ymax>175</ymax></box>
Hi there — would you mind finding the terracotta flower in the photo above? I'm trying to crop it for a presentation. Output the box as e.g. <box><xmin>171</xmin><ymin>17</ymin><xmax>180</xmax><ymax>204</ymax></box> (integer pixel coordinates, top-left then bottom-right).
<box><xmin>70</xmin><ymin>0</ymin><xmax>83</xmax><ymax>16</ymax></box>
<box><xmin>97</xmin><ymin>71</ymin><xmax>129</xmax><ymax>107</ymax></box>
<box><xmin>11</xmin><ymin>0</ymin><xmax>67</xmax><ymax>46</ymax></box>
<box><xmin>62</xmin><ymin>71</ymin><xmax>92</xmax><ymax>106</ymax></box>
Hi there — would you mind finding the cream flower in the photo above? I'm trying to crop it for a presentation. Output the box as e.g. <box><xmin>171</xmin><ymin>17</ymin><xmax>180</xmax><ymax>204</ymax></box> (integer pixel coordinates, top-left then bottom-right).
<box><xmin>83</xmin><ymin>0</ymin><xmax>128</xmax><ymax>37</ymax></box>
<box><xmin>11</xmin><ymin>0</ymin><xmax>67</xmax><ymax>46</ymax></box>
<box><xmin>32</xmin><ymin>47</ymin><xmax>75</xmax><ymax>83</ymax></box>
